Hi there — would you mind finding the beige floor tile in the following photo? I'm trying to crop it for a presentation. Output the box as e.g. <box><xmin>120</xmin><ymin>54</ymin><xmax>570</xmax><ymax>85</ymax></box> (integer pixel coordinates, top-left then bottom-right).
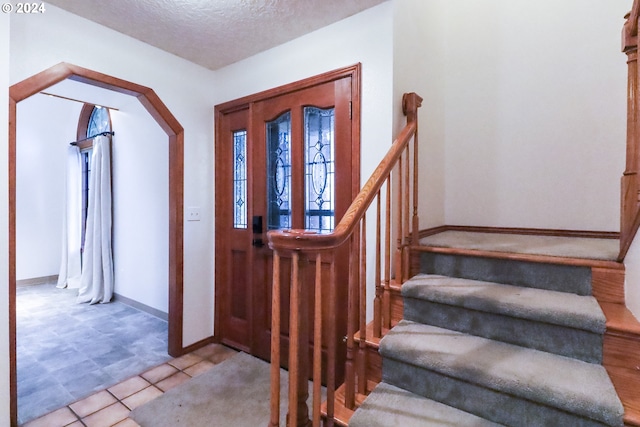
<box><xmin>69</xmin><ymin>390</ymin><xmax>117</xmax><ymax>418</ymax></box>
<box><xmin>66</xmin><ymin>421</ymin><xmax>84</xmax><ymax>427</ymax></box>
<box><xmin>122</xmin><ymin>385</ymin><xmax>163</xmax><ymax>410</ymax></box>
<box><xmin>141</xmin><ymin>363</ymin><xmax>179</xmax><ymax>384</ymax></box>
<box><xmin>193</xmin><ymin>343</ymin><xmax>238</xmax><ymax>363</ymax></box>
<box><xmin>184</xmin><ymin>359</ymin><xmax>216</xmax><ymax>377</ymax></box>
<box><xmin>81</xmin><ymin>402</ymin><xmax>129</xmax><ymax>427</ymax></box>
<box><xmin>108</xmin><ymin>376</ymin><xmax>151</xmax><ymax>400</ymax></box>
<box><xmin>23</xmin><ymin>407</ymin><xmax>78</xmax><ymax>427</ymax></box>
<box><xmin>168</xmin><ymin>352</ymin><xmax>203</xmax><ymax>370</ymax></box>
<box><xmin>155</xmin><ymin>371</ymin><xmax>191</xmax><ymax>392</ymax></box>
<box><xmin>113</xmin><ymin>418</ymin><xmax>141</xmax><ymax>427</ymax></box>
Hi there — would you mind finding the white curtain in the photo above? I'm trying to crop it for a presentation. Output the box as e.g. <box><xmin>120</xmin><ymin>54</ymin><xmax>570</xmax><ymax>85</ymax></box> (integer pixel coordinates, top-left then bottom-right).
<box><xmin>57</xmin><ymin>146</ymin><xmax>83</xmax><ymax>289</ymax></box>
<box><xmin>77</xmin><ymin>135</ymin><xmax>114</xmax><ymax>304</ymax></box>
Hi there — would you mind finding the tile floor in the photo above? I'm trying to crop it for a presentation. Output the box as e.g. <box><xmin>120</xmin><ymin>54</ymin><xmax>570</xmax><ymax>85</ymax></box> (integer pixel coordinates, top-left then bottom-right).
<box><xmin>22</xmin><ymin>342</ymin><xmax>238</xmax><ymax>427</ymax></box>
<box><xmin>17</xmin><ymin>283</ymin><xmax>173</xmax><ymax>424</ymax></box>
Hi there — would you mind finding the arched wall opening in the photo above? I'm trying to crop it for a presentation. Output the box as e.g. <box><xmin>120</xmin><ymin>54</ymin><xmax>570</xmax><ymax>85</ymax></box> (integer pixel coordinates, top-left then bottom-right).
<box><xmin>8</xmin><ymin>62</ymin><xmax>184</xmax><ymax>425</ymax></box>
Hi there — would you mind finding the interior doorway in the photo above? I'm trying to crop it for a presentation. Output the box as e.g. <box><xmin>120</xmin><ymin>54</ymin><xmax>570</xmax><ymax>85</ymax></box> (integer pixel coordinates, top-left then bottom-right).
<box><xmin>214</xmin><ymin>64</ymin><xmax>361</xmax><ymax>381</ymax></box>
<box><xmin>8</xmin><ymin>62</ymin><xmax>185</xmax><ymax>426</ymax></box>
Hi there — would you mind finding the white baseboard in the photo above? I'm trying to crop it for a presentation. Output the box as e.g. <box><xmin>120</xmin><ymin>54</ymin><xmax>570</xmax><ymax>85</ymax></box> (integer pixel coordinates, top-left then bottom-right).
<box><xmin>16</xmin><ymin>275</ymin><xmax>58</xmax><ymax>287</ymax></box>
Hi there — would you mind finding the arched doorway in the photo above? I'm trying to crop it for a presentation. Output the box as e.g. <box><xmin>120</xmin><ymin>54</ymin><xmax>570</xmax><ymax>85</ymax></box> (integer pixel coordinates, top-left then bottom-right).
<box><xmin>8</xmin><ymin>62</ymin><xmax>184</xmax><ymax>425</ymax></box>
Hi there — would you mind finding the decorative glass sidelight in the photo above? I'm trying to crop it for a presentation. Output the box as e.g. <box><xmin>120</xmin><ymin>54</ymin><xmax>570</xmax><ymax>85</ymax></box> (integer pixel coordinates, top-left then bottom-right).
<box><xmin>304</xmin><ymin>107</ymin><xmax>335</xmax><ymax>232</ymax></box>
<box><xmin>233</xmin><ymin>130</ymin><xmax>248</xmax><ymax>229</ymax></box>
<box><xmin>266</xmin><ymin>112</ymin><xmax>292</xmax><ymax>230</ymax></box>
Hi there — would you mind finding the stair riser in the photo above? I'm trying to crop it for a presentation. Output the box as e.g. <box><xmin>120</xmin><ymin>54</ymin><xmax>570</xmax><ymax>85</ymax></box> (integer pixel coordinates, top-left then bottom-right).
<box><xmin>403</xmin><ymin>298</ymin><xmax>603</xmax><ymax>363</ymax></box>
<box><xmin>420</xmin><ymin>252</ymin><xmax>592</xmax><ymax>295</ymax></box>
<box><xmin>383</xmin><ymin>357</ymin><xmax>614</xmax><ymax>427</ymax></box>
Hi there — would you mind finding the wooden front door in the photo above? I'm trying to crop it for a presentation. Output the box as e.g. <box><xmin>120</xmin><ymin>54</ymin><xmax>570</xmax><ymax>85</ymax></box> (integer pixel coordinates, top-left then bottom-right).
<box><xmin>215</xmin><ymin>67</ymin><xmax>360</xmax><ymax>381</ymax></box>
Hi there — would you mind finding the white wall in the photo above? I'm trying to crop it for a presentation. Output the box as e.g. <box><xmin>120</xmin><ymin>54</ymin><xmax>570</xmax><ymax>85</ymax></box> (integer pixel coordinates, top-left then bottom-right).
<box><xmin>441</xmin><ymin>0</ymin><xmax>627</xmax><ymax>231</ymax></box>
<box><xmin>10</xmin><ymin>5</ymin><xmax>217</xmax><ymax>347</ymax></box>
<box><xmin>16</xmin><ymin>95</ymin><xmax>80</xmax><ymax>280</ymax></box>
<box><xmin>0</xmin><ymin>11</ymin><xmax>12</xmax><ymax>426</ymax></box>
<box><xmin>393</xmin><ymin>0</ymin><xmax>446</xmax><ymax>228</ymax></box>
<box><xmin>111</xmin><ymin>99</ymin><xmax>169</xmax><ymax>313</ymax></box>
<box><xmin>15</xmin><ymin>85</ymin><xmax>169</xmax><ymax>314</ymax></box>
<box><xmin>213</xmin><ymin>2</ymin><xmax>394</xmax><ymax>180</ymax></box>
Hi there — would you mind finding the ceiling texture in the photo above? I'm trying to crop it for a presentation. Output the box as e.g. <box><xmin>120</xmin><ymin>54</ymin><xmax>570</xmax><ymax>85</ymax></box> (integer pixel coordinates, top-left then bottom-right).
<box><xmin>46</xmin><ymin>0</ymin><xmax>387</xmax><ymax>71</ymax></box>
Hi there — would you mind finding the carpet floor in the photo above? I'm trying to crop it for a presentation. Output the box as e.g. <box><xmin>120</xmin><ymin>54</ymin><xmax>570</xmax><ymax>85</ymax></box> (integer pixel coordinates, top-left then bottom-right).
<box><xmin>420</xmin><ymin>230</ymin><xmax>619</xmax><ymax>261</ymax></box>
<box><xmin>130</xmin><ymin>352</ymin><xmax>324</xmax><ymax>427</ymax></box>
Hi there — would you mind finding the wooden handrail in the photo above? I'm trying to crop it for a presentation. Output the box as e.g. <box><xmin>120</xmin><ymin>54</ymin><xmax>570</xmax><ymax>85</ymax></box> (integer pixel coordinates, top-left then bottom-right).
<box><xmin>267</xmin><ymin>92</ymin><xmax>422</xmax><ymax>426</ymax></box>
<box><xmin>267</xmin><ymin>97</ymin><xmax>421</xmax><ymax>252</ymax></box>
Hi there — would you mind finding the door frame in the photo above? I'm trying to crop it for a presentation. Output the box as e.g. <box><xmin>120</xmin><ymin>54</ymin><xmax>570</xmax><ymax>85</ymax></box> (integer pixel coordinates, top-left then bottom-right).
<box><xmin>8</xmin><ymin>62</ymin><xmax>185</xmax><ymax>426</ymax></box>
<box><xmin>214</xmin><ymin>63</ymin><xmax>362</xmax><ymax>350</ymax></box>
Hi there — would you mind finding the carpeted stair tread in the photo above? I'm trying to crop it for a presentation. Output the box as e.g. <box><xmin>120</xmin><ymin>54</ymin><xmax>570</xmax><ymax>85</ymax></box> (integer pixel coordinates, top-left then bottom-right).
<box><xmin>402</xmin><ymin>273</ymin><xmax>606</xmax><ymax>333</ymax></box>
<box><xmin>380</xmin><ymin>320</ymin><xmax>624</xmax><ymax>426</ymax></box>
<box><xmin>349</xmin><ymin>382</ymin><xmax>504</xmax><ymax>427</ymax></box>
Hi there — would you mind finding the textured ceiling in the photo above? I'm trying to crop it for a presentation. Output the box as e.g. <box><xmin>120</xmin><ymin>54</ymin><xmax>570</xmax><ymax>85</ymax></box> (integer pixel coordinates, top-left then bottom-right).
<box><xmin>46</xmin><ymin>0</ymin><xmax>387</xmax><ymax>70</ymax></box>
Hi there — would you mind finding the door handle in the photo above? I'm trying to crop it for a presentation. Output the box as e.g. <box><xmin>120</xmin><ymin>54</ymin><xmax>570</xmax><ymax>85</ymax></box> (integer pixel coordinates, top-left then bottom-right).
<box><xmin>252</xmin><ymin>238</ymin><xmax>264</xmax><ymax>248</ymax></box>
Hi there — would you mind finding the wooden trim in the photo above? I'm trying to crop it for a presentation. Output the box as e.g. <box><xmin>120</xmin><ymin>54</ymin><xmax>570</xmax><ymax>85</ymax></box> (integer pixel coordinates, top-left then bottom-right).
<box><xmin>8</xmin><ymin>62</ymin><xmax>185</xmax><ymax>427</ymax></box>
<box><xmin>419</xmin><ymin>225</ymin><xmax>620</xmax><ymax>240</ymax></box>
<box><xmin>592</xmin><ymin>268</ymin><xmax>626</xmax><ymax>304</ymax></box>
<box><xmin>216</xmin><ymin>64</ymin><xmax>362</xmax><ymax>114</ymax></box>
<box><xmin>599</xmin><ymin>301</ymin><xmax>640</xmax><ymax>425</ymax></box>
<box><xmin>9</xmin><ymin>97</ymin><xmax>17</xmax><ymax>427</ymax></box>
<box><xmin>77</xmin><ymin>103</ymin><xmax>94</xmax><ymax>141</ymax></box>
<box><xmin>180</xmin><ymin>335</ymin><xmax>219</xmax><ymax>355</ymax></box>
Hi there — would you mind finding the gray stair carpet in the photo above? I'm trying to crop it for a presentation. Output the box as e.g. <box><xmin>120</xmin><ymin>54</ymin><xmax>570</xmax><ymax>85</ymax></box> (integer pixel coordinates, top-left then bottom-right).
<box><xmin>419</xmin><ymin>231</ymin><xmax>619</xmax><ymax>261</ymax></box>
<box><xmin>420</xmin><ymin>252</ymin><xmax>592</xmax><ymax>295</ymax></box>
<box><xmin>402</xmin><ymin>274</ymin><xmax>606</xmax><ymax>363</ymax></box>
<box><xmin>349</xmin><ymin>382</ymin><xmax>504</xmax><ymax>427</ymax></box>
<box><xmin>380</xmin><ymin>320</ymin><xmax>624</xmax><ymax>427</ymax></box>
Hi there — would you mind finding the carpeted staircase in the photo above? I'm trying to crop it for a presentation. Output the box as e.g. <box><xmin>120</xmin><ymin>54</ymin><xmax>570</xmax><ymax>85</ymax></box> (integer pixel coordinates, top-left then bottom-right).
<box><xmin>350</xmin><ymin>250</ymin><xmax>625</xmax><ymax>426</ymax></box>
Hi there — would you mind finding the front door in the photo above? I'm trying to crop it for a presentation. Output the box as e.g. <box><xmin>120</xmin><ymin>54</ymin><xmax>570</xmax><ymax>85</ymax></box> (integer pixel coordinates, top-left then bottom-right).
<box><xmin>215</xmin><ymin>67</ymin><xmax>360</xmax><ymax>381</ymax></box>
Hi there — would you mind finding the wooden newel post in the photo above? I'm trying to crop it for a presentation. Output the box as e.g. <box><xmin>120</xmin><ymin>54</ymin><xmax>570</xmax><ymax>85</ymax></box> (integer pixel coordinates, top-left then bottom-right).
<box><xmin>621</xmin><ymin>8</ymin><xmax>640</xmax><ymax>257</ymax></box>
<box><xmin>287</xmin><ymin>251</ymin><xmax>312</xmax><ymax>427</ymax></box>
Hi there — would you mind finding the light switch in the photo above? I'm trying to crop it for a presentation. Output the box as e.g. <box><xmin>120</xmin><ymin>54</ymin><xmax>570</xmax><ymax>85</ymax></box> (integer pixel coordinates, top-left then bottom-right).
<box><xmin>187</xmin><ymin>207</ymin><xmax>201</xmax><ymax>221</ymax></box>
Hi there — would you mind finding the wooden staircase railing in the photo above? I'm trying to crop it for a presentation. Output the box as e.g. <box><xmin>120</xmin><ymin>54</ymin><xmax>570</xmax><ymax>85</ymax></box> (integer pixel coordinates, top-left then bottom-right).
<box><xmin>620</xmin><ymin>0</ymin><xmax>640</xmax><ymax>261</ymax></box>
<box><xmin>266</xmin><ymin>92</ymin><xmax>423</xmax><ymax>427</ymax></box>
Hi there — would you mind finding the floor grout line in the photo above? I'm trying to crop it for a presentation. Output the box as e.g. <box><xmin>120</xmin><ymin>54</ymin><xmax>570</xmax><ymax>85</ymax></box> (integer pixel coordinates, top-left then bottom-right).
<box><xmin>24</xmin><ymin>343</ymin><xmax>238</xmax><ymax>427</ymax></box>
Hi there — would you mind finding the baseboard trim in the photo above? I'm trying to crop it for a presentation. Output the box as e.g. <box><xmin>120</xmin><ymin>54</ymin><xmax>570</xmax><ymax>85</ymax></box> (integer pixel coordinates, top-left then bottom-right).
<box><xmin>181</xmin><ymin>335</ymin><xmax>219</xmax><ymax>355</ymax></box>
<box><xmin>16</xmin><ymin>275</ymin><xmax>58</xmax><ymax>287</ymax></box>
<box><xmin>419</xmin><ymin>225</ymin><xmax>620</xmax><ymax>240</ymax></box>
<box><xmin>113</xmin><ymin>293</ymin><xmax>168</xmax><ymax>321</ymax></box>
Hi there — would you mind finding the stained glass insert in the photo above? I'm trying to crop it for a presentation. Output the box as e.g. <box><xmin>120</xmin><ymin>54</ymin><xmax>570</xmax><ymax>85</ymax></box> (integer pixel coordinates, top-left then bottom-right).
<box><xmin>233</xmin><ymin>130</ymin><xmax>248</xmax><ymax>229</ymax></box>
<box><xmin>304</xmin><ymin>107</ymin><xmax>335</xmax><ymax>232</ymax></box>
<box><xmin>87</xmin><ymin>106</ymin><xmax>111</xmax><ymax>137</ymax></box>
<box><xmin>266</xmin><ymin>112</ymin><xmax>292</xmax><ymax>230</ymax></box>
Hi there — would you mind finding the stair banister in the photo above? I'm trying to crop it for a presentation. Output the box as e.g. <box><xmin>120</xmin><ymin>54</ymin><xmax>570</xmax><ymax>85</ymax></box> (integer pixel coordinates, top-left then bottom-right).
<box><xmin>267</xmin><ymin>121</ymin><xmax>418</xmax><ymax>251</ymax></box>
<box><xmin>267</xmin><ymin>92</ymin><xmax>423</xmax><ymax>426</ymax></box>
<box><xmin>620</xmin><ymin>1</ymin><xmax>640</xmax><ymax>261</ymax></box>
